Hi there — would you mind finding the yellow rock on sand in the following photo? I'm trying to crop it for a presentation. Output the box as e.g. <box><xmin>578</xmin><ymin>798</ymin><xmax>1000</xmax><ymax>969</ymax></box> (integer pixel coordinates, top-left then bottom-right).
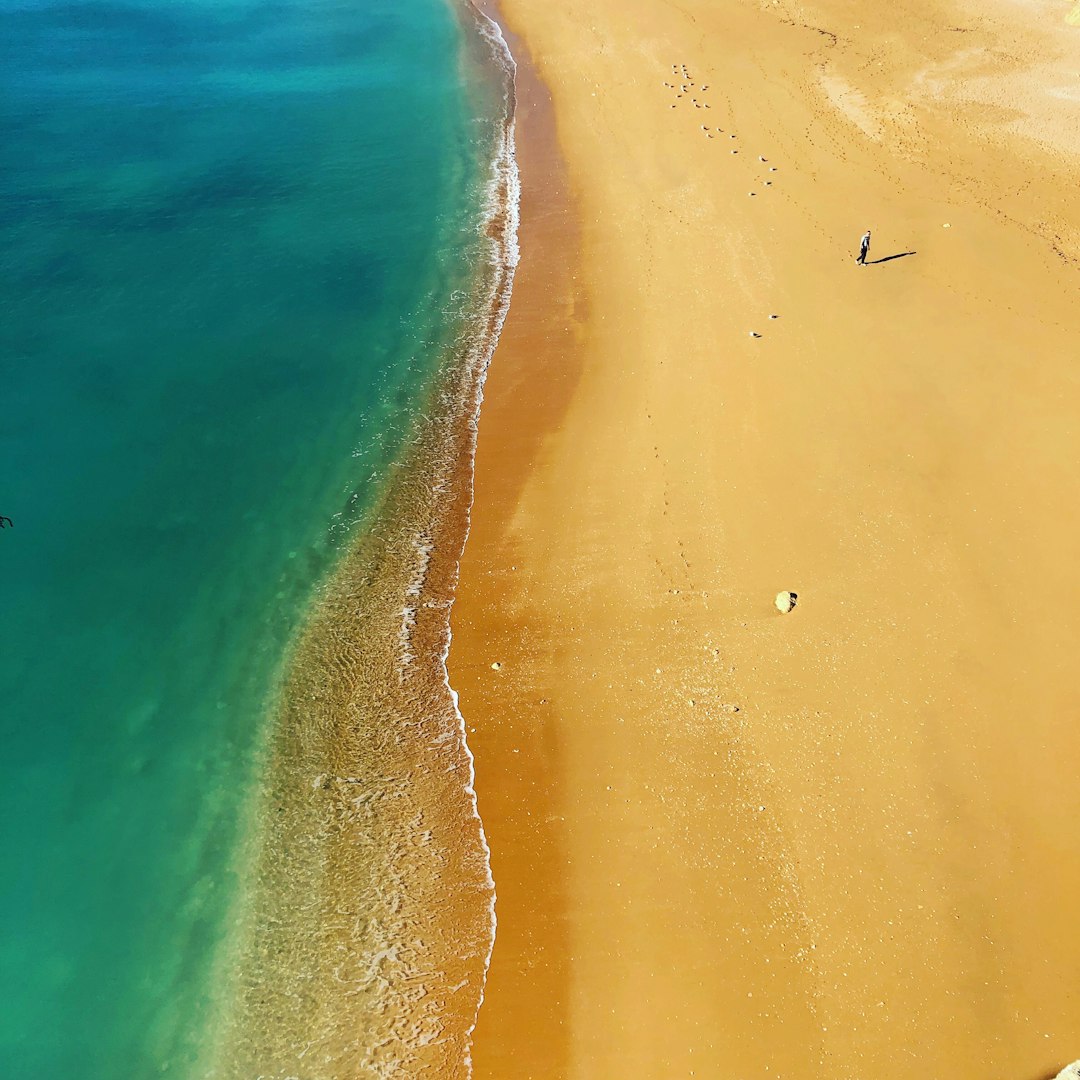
<box><xmin>775</xmin><ymin>590</ymin><xmax>797</xmax><ymax>613</ymax></box>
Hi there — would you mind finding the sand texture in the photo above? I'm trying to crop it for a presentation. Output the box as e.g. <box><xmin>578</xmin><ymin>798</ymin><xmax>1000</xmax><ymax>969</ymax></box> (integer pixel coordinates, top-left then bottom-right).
<box><xmin>451</xmin><ymin>0</ymin><xmax>1080</xmax><ymax>1077</ymax></box>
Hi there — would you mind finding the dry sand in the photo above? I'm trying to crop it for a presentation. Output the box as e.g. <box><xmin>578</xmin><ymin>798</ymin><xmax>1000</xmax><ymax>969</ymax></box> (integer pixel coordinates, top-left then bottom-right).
<box><xmin>451</xmin><ymin>0</ymin><xmax>1080</xmax><ymax>1077</ymax></box>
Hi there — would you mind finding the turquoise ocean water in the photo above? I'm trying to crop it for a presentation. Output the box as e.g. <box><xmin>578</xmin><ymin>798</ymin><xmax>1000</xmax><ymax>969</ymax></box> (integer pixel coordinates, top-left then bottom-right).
<box><xmin>0</xmin><ymin>0</ymin><xmax>501</xmax><ymax>1074</ymax></box>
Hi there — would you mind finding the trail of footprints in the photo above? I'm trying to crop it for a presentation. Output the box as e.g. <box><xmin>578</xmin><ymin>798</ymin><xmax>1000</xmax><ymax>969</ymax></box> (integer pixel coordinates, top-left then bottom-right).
<box><xmin>663</xmin><ymin>62</ymin><xmax>784</xmax><ymax>342</ymax></box>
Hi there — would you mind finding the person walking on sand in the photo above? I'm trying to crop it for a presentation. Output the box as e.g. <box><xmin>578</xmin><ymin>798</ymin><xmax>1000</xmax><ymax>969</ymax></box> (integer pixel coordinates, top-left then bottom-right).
<box><xmin>857</xmin><ymin>229</ymin><xmax>871</xmax><ymax>265</ymax></box>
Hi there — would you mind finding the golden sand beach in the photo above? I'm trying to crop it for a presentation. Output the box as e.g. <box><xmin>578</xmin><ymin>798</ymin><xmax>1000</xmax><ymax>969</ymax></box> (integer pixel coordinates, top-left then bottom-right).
<box><xmin>451</xmin><ymin>0</ymin><xmax>1080</xmax><ymax>1077</ymax></box>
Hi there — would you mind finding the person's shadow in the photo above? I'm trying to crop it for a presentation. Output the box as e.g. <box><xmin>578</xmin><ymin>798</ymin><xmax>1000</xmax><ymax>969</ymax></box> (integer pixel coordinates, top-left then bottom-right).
<box><xmin>867</xmin><ymin>251</ymin><xmax>917</xmax><ymax>265</ymax></box>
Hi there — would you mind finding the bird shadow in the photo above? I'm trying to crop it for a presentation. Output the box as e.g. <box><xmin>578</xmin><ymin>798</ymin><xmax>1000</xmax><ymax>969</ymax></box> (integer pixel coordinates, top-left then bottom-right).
<box><xmin>867</xmin><ymin>251</ymin><xmax>917</xmax><ymax>264</ymax></box>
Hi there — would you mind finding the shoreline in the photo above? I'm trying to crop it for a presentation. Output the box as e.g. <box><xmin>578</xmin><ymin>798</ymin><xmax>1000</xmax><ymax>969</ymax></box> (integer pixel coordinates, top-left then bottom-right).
<box><xmin>448</xmin><ymin>4</ymin><xmax>588</xmax><ymax>1074</ymax></box>
<box><xmin>451</xmin><ymin>0</ymin><xmax>1080</xmax><ymax>1075</ymax></box>
<box><xmin>201</xmin><ymin>3</ymin><xmax>521</xmax><ymax>1073</ymax></box>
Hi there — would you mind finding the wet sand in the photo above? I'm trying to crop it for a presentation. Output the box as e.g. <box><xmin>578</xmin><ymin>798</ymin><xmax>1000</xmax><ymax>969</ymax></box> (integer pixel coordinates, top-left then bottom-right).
<box><xmin>450</xmin><ymin>0</ymin><xmax>1080</xmax><ymax>1077</ymax></box>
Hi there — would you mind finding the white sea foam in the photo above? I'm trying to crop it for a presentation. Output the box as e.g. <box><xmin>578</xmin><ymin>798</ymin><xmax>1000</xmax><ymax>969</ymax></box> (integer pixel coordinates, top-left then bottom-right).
<box><xmin>397</xmin><ymin>532</ymin><xmax>435</xmax><ymax>674</ymax></box>
<box><xmin>440</xmin><ymin>2</ymin><xmax>519</xmax><ymax>1074</ymax></box>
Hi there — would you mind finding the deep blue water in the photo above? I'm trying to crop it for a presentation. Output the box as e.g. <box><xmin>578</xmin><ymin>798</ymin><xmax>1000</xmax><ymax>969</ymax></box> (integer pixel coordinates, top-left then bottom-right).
<box><xmin>0</xmin><ymin>0</ymin><xmax>494</xmax><ymax>1074</ymax></box>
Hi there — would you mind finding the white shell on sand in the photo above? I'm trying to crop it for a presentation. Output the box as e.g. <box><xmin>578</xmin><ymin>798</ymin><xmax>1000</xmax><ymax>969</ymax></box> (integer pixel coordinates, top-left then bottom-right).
<box><xmin>1055</xmin><ymin>1063</ymin><xmax>1080</xmax><ymax>1080</ymax></box>
<box><xmin>775</xmin><ymin>591</ymin><xmax>797</xmax><ymax>613</ymax></box>
<box><xmin>491</xmin><ymin>661</ymin><xmax>502</xmax><ymax>670</ymax></box>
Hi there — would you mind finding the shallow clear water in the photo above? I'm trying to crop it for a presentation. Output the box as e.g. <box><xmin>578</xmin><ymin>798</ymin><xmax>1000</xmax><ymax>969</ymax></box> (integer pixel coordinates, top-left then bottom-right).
<box><xmin>0</xmin><ymin>0</ymin><xmax>494</xmax><ymax>1074</ymax></box>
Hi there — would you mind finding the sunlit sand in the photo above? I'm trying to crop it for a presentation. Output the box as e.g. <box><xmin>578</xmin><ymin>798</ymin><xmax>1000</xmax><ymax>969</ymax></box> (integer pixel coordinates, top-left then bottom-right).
<box><xmin>451</xmin><ymin>0</ymin><xmax>1080</xmax><ymax>1076</ymax></box>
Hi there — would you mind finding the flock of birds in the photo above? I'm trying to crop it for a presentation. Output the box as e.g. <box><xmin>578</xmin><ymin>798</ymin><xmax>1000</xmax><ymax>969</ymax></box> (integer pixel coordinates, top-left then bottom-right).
<box><xmin>664</xmin><ymin>61</ymin><xmax>779</xmax><ymax>194</ymax></box>
<box><xmin>663</xmin><ymin>62</ymin><xmax>782</xmax><ymax>340</ymax></box>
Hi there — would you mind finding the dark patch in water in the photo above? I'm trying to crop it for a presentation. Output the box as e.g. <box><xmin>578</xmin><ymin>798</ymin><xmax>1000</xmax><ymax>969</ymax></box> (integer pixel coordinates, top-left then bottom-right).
<box><xmin>4</xmin><ymin>0</ymin><xmax>282</xmax><ymax>44</ymax></box>
<box><xmin>171</xmin><ymin>159</ymin><xmax>304</xmax><ymax>214</ymax></box>
<box><xmin>36</xmin><ymin>159</ymin><xmax>307</xmax><ymax>233</ymax></box>
<box><xmin>19</xmin><ymin>251</ymin><xmax>88</xmax><ymax>289</ymax></box>
<box><xmin>313</xmin><ymin>248</ymin><xmax>388</xmax><ymax>312</ymax></box>
<box><xmin>2</xmin><ymin>0</ymin><xmax>394</xmax><ymax>70</ymax></box>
